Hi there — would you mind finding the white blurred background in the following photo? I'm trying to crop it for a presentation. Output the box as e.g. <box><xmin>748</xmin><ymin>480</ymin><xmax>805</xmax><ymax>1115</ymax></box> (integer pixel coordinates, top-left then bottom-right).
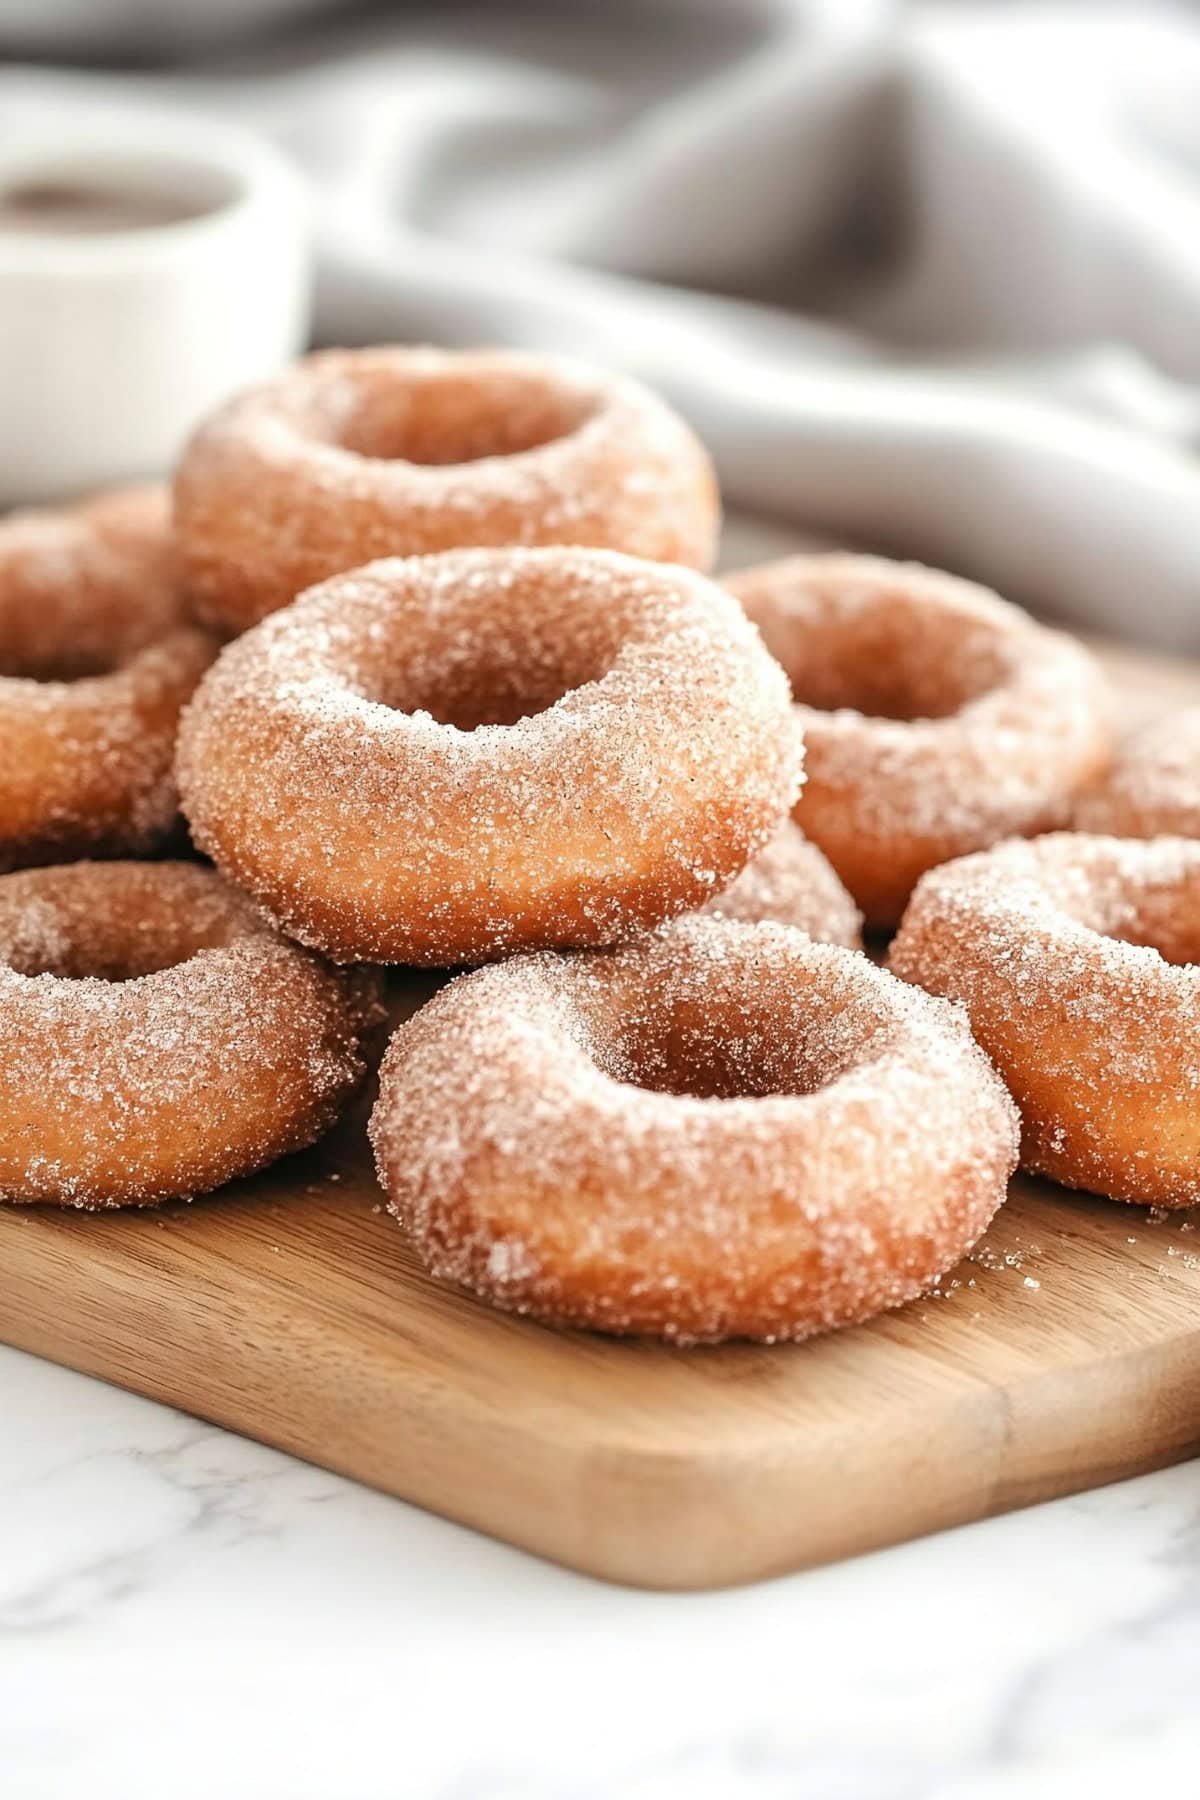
<box><xmin>4</xmin><ymin>0</ymin><xmax>1200</xmax><ymax>644</ymax></box>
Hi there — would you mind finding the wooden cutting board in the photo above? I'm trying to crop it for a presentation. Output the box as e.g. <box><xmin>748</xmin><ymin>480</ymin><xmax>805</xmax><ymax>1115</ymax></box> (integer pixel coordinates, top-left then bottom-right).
<box><xmin>3</xmin><ymin>636</ymin><xmax>1200</xmax><ymax>1592</ymax></box>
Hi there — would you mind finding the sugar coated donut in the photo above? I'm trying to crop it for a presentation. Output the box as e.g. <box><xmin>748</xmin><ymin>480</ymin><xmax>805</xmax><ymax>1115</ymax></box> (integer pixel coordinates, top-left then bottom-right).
<box><xmin>177</xmin><ymin>547</ymin><xmax>803</xmax><ymax>966</ymax></box>
<box><xmin>175</xmin><ymin>347</ymin><xmax>719</xmax><ymax>635</ymax></box>
<box><xmin>727</xmin><ymin>554</ymin><xmax>1111</xmax><ymax>928</ymax></box>
<box><xmin>370</xmin><ymin>916</ymin><xmax>1018</xmax><ymax>1342</ymax></box>
<box><xmin>0</xmin><ymin>861</ymin><xmax>382</xmax><ymax>1208</ymax></box>
<box><xmin>1074</xmin><ymin>708</ymin><xmax>1200</xmax><ymax>840</ymax></box>
<box><xmin>890</xmin><ymin>834</ymin><xmax>1200</xmax><ymax>1207</ymax></box>
<box><xmin>0</xmin><ymin>486</ymin><xmax>216</xmax><ymax>872</ymax></box>
<box><xmin>703</xmin><ymin>819</ymin><xmax>861</xmax><ymax>948</ymax></box>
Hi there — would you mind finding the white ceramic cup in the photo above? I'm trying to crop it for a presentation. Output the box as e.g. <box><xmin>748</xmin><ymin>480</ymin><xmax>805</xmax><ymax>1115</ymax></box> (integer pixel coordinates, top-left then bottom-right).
<box><xmin>0</xmin><ymin>115</ymin><xmax>311</xmax><ymax>507</ymax></box>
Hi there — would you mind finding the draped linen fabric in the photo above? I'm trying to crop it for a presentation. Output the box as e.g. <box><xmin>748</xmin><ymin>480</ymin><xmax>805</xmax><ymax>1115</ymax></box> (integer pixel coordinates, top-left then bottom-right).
<box><xmin>4</xmin><ymin>1</ymin><xmax>1200</xmax><ymax>644</ymax></box>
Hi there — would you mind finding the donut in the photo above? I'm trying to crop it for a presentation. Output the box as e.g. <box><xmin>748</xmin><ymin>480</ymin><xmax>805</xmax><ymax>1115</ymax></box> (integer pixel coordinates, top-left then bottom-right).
<box><xmin>727</xmin><ymin>554</ymin><xmax>1111</xmax><ymax>928</ymax></box>
<box><xmin>889</xmin><ymin>833</ymin><xmax>1200</xmax><ymax>1207</ymax></box>
<box><xmin>369</xmin><ymin>916</ymin><xmax>1018</xmax><ymax>1342</ymax></box>
<box><xmin>176</xmin><ymin>547</ymin><xmax>803</xmax><ymax>966</ymax></box>
<box><xmin>0</xmin><ymin>486</ymin><xmax>216</xmax><ymax>872</ymax></box>
<box><xmin>1074</xmin><ymin>708</ymin><xmax>1200</xmax><ymax>840</ymax></box>
<box><xmin>0</xmin><ymin>860</ymin><xmax>382</xmax><ymax>1208</ymax></box>
<box><xmin>174</xmin><ymin>346</ymin><xmax>719</xmax><ymax>635</ymax></box>
<box><xmin>703</xmin><ymin>819</ymin><xmax>862</xmax><ymax>948</ymax></box>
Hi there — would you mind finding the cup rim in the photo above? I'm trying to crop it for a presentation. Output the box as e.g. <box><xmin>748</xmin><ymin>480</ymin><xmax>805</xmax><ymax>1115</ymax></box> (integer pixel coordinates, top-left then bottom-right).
<box><xmin>0</xmin><ymin>113</ymin><xmax>304</xmax><ymax>273</ymax></box>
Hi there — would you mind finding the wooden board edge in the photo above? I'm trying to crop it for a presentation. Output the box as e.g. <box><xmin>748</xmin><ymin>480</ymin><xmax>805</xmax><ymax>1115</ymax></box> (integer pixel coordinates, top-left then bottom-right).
<box><xmin>8</xmin><ymin>1229</ymin><xmax>1200</xmax><ymax>1590</ymax></box>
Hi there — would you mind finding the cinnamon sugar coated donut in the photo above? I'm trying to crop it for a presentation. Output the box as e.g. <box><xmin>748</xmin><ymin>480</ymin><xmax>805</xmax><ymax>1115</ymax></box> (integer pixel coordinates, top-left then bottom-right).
<box><xmin>370</xmin><ymin>917</ymin><xmax>1018</xmax><ymax>1342</ymax></box>
<box><xmin>703</xmin><ymin>819</ymin><xmax>861</xmax><ymax>947</ymax></box>
<box><xmin>175</xmin><ymin>347</ymin><xmax>719</xmax><ymax>635</ymax></box>
<box><xmin>728</xmin><ymin>554</ymin><xmax>1111</xmax><ymax>928</ymax></box>
<box><xmin>176</xmin><ymin>547</ymin><xmax>803</xmax><ymax>966</ymax></box>
<box><xmin>1074</xmin><ymin>708</ymin><xmax>1200</xmax><ymax>840</ymax></box>
<box><xmin>0</xmin><ymin>486</ymin><xmax>216</xmax><ymax>871</ymax></box>
<box><xmin>890</xmin><ymin>834</ymin><xmax>1200</xmax><ymax>1207</ymax></box>
<box><xmin>0</xmin><ymin>861</ymin><xmax>382</xmax><ymax>1208</ymax></box>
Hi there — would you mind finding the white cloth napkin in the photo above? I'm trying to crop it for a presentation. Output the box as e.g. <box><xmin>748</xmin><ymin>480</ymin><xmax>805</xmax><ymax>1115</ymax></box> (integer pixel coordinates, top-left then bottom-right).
<box><xmin>4</xmin><ymin>1</ymin><xmax>1200</xmax><ymax>646</ymax></box>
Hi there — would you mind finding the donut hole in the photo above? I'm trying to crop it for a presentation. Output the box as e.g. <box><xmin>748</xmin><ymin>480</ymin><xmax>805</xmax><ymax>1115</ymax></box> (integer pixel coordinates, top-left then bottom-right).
<box><xmin>614</xmin><ymin>1021</ymin><xmax>817</xmax><ymax>1099</ymax></box>
<box><xmin>399</xmin><ymin>650</ymin><xmax>608</xmax><ymax>730</ymax></box>
<box><xmin>789</xmin><ymin>661</ymin><xmax>987</xmax><ymax>723</ymax></box>
<box><xmin>738</xmin><ymin>569</ymin><xmax>1015</xmax><ymax>722</ymax></box>
<box><xmin>783</xmin><ymin>618</ymin><xmax>1007</xmax><ymax>722</ymax></box>
<box><xmin>358</xmin><ymin>615</ymin><xmax>621</xmax><ymax>731</ymax></box>
<box><xmin>0</xmin><ymin>513</ymin><xmax>180</xmax><ymax>683</ymax></box>
<box><xmin>0</xmin><ymin>640</ymin><xmax>123</xmax><ymax>683</ymax></box>
<box><xmin>0</xmin><ymin>913</ymin><xmax>236</xmax><ymax>982</ymax></box>
<box><xmin>1099</xmin><ymin>905</ymin><xmax>1200</xmax><ymax>968</ymax></box>
<box><xmin>1111</xmin><ymin>929</ymin><xmax>1199</xmax><ymax>967</ymax></box>
<box><xmin>602</xmin><ymin>989</ymin><xmax>881</xmax><ymax>1102</ymax></box>
<box><xmin>0</xmin><ymin>869</ymin><xmax>247</xmax><ymax>983</ymax></box>
<box><xmin>9</xmin><ymin>944</ymin><xmax>188</xmax><ymax>982</ymax></box>
<box><xmin>0</xmin><ymin>599</ymin><xmax>171</xmax><ymax>680</ymax></box>
<box><xmin>1072</xmin><ymin>865</ymin><xmax>1200</xmax><ymax>967</ymax></box>
<box><xmin>303</xmin><ymin>365</ymin><xmax>596</xmax><ymax>467</ymax></box>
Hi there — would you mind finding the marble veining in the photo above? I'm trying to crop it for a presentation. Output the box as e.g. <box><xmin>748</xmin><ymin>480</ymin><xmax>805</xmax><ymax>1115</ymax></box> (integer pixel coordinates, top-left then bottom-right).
<box><xmin>2</xmin><ymin>1343</ymin><xmax>1199</xmax><ymax>1798</ymax></box>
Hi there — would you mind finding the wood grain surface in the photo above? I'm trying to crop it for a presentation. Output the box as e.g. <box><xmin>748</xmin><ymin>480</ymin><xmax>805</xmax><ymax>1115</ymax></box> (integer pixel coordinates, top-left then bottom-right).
<box><xmin>3</xmin><ymin>635</ymin><xmax>1199</xmax><ymax>1592</ymax></box>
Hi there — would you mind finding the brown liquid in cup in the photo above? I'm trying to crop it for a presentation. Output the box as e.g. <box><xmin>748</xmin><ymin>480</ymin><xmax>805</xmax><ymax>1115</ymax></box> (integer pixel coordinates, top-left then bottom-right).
<box><xmin>0</xmin><ymin>181</ymin><xmax>214</xmax><ymax>235</ymax></box>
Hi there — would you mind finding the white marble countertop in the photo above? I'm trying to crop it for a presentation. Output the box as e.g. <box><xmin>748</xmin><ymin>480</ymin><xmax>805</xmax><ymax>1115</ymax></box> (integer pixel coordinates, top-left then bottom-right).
<box><xmin>2</xmin><ymin>1342</ymin><xmax>1198</xmax><ymax>1800</ymax></box>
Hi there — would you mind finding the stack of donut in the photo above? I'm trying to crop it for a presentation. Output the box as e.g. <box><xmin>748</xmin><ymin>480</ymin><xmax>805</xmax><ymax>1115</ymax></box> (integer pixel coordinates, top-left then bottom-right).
<box><xmin>3</xmin><ymin>343</ymin><xmax>1192</xmax><ymax>1345</ymax></box>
